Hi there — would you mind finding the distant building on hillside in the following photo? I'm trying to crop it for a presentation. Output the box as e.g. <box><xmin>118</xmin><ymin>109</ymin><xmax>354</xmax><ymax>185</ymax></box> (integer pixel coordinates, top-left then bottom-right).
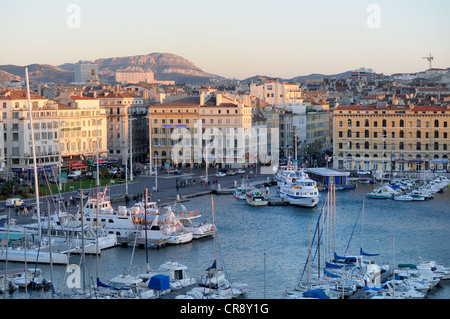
<box><xmin>74</xmin><ymin>61</ymin><xmax>99</xmax><ymax>84</ymax></box>
<box><xmin>115</xmin><ymin>71</ymin><xmax>155</xmax><ymax>84</ymax></box>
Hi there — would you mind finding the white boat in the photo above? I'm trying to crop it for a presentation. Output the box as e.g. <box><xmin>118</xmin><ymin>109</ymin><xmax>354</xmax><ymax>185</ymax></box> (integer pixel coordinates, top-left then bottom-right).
<box><xmin>279</xmin><ymin>171</ymin><xmax>319</xmax><ymax>208</ymax></box>
<box><xmin>245</xmin><ymin>187</ymin><xmax>268</xmax><ymax>206</ymax></box>
<box><xmin>82</xmin><ymin>193</ymin><xmax>137</xmax><ymax>239</ymax></box>
<box><xmin>132</xmin><ymin>211</ymin><xmax>193</xmax><ymax>245</ymax></box>
<box><xmin>198</xmin><ymin>260</ymin><xmax>248</xmax><ymax>299</ymax></box>
<box><xmin>172</xmin><ymin>206</ymin><xmax>215</xmax><ymax>239</ymax></box>
<box><xmin>233</xmin><ymin>184</ymin><xmax>247</xmax><ymax>200</ymax></box>
<box><xmin>406</xmin><ymin>190</ymin><xmax>426</xmax><ymax>201</ymax></box>
<box><xmin>12</xmin><ymin>268</ymin><xmax>51</xmax><ymax>290</ymax></box>
<box><xmin>393</xmin><ymin>194</ymin><xmax>413</xmax><ymax>201</ymax></box>
<box><xmin>27</xmin><ymin>212</ymin><xmax>117</xmax><ymax>253</ymax></box>
<box><xmin>0</xmin><ymin>222</ymin><xmax>70</xmax><ymax>265</ymax></box>
<box><xmin>139</xmin><ymin>261</ymin><xmax>197</xmax><ymax>291</ymax></box>
<box><xmin>275</xmin><ymin>164</ymin><xmax>300</xmax><ymax>187</ymax></box>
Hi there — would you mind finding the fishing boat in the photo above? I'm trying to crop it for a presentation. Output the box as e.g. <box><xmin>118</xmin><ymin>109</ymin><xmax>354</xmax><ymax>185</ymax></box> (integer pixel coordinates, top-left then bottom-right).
<box><xmin>245</xmin><ymin>187</ymin><xmax>268</xmax><ymax>206</ymax></box>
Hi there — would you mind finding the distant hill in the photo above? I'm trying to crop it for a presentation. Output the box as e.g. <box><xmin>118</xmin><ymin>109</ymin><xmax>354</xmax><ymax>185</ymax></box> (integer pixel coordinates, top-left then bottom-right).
<box><xmin>0</xmin><ymin>64</ymin><xmax>73</xmax><ymax>84</ymax></box>
<box><xmin>0</xmin><ymin>69</ymin><xmax>22</xmax><ymax>83</ymax></box>
<box><xmin>60</xmin><ymin>52</ymin><xmax>223</xmax><ymax>84</ymax></box>
<box><xmin>242</xmin><ymin>71</ymin><xmax>353</xmax><ymax>83</ymax></box>
<box><xmin>1</xmin><ymin>53</ymin><xmax>223</xmax><ymax>85</ymax></box>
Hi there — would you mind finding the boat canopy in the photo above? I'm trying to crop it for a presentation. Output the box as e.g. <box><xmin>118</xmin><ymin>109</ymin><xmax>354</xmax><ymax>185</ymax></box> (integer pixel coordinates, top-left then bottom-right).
<box><xmin>302</xmin><ymin>289</ymin><xmax>330</xmax><ymax>299</ymax></box>
<box><xmin>334</xmin><ymin>252</ymin><xmax>357</xmax><ymax>263</ymax></box>
<box><xmin>324</xmin><ymin>269</ymin><xmax>341</xmax><ymax>278</ymax></box>
<box><xmin>148</xmin><ymin>274</ymin><xmax>170</xmax><ymax>291</ymax></box>
<box><xmin>360</xmin><ymin>248</ymin><xmax>379</xmax><ymax>257</ymax></box>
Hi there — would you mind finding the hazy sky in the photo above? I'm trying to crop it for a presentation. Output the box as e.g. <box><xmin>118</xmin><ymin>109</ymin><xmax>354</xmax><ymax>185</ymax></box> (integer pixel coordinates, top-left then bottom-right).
<box><xmin>1</xmin><ymin>0</ymin><xmax>449</xmax><ymax>79</ymax></box>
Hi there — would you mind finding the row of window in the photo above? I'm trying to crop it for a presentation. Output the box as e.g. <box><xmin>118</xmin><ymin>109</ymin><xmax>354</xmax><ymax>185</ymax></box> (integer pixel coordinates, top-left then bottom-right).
<box><xmin>339</xmin><ymin>119</ymin><xmax>448</xmax><ymax>128</ymax></box>
<box><xmin>337</xmin><ymin>129</ymin><xmax>448</xmax><ymax>139</ymax></box>
<box><xmin>338</xmin><ymin>141</ymin><xmax>448</xmax><ymax>151</ymax></box>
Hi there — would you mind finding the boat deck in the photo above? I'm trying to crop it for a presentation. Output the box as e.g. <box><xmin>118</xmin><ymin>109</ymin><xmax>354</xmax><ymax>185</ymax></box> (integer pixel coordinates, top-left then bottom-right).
<box><xmin>117</xmin><ymin>237</ymin><xmax>167</xmax><ymax>249</ymax></box>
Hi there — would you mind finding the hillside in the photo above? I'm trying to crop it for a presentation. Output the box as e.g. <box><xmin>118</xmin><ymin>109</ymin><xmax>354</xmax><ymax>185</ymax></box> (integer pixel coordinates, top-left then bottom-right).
<box><xmin>1</xmin><ymin>53</ymin><xmax>222</xmax><ymax>85</ymax></box>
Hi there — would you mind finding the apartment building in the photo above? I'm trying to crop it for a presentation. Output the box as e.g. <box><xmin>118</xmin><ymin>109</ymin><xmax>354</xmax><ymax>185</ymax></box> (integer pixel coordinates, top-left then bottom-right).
<box><xmin>97</xmin><ymin>92</ymin><xmax>148</xmax><ymax>166</ymax></box>
<box><xmin>147</xmin><ymin>92</ymin><xmax>254</xmax><ymax>168</ymax></box>
<box><xmin>147</xmin><ymin>96</ymin><xmax>200</xmax><ymax>167</ymax></box>
<box><xmin>249</xmin><ymin>80</ymin><xmax>303</xmax><ymax>107</ymax></box>
<box><xmin>333</xmin><ymin>104</ymin><xmax>450</xmax><ymax>172</ymax></box>
<box><xmin>1</xmin><ymin>90</ymin><xmax>107</xmax><ymax>180</ymax></box>
<box><xmin>200</xmin><ymin>93</ymin><xmax>253</xmax><ymax>168</ymax></box>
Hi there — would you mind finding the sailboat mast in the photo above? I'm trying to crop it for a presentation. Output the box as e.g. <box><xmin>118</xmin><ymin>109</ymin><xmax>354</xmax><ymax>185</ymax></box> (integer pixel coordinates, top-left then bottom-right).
<box><xmin>25</xmin><ymin>67</ymin><xmax>41</xmax><ymax>237</ymax></box>
<box><xmin>144</xmin><ymin>188</ymin><xmax>149</xmax><ymax>272</ymax></box>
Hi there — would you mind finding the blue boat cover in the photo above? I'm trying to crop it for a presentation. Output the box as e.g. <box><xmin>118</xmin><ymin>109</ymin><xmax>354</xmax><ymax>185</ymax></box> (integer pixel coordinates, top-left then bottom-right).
<box><xmin>302</xmin><ymin>289</ymin><xmax>330</xmax><ymax>299</ymax></box>
<box><xmin>324</xmin><ymin>269</ymin><xmax>341</xmax><ymax>278</ymax></box>
<box><xmin>148</xmin><ymin>274</ymin><xmax>170</xmax><ymax>291</ymax></box>
<box><xmin>334</xmin><ymin>252</ymin><xmax>357</xmax><ymax>263</ymax></box>
<box><xmin>360</xmin><ymin>248</ymin><xmax>379</xmax><ymax>257</ymax></box>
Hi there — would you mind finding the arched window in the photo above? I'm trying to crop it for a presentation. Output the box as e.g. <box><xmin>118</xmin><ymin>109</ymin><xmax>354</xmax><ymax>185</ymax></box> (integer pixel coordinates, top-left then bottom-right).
<box><xmin>434</xmin><ymin>130</ymin><xmax>439</xmax><ymax>138</ymax></box>
<box><xmin>416</xmin><ymin>142</ymin><xmax>421</xmax><ymax>150</ymax></box>
<box><xmin>365</xmin><ymin>130</ymin><xmax>369</xmax><ymax>138</ymax></box>
<box><xmin>399</xmin><ymin>119</ymin><xmax>404</xmax><ymax>127</ymax></box>
<box><xmin>417</xmin><ymin>130</ymin><xmax>421</xmax><ymax>138</ymax></box>
<box><xmin>347</xmin><ymin>130</ymin><xmax>352</xmax><ymax>138</ymax></box>
<box><xmin>435</xmin><ymin>119</ymin><xmax>439</xmax><ymax>127</ymax></box>
<box><xmin>399</xmin><ymin>130</ymin><xmax>404</xmax><ymax>138</ymax></box>
<box><xmin>365</xmin><ymin>119</ymin><xmax>370</xmax><ymax>127</ymax></box>
<box><xmin>434</xmin><ymin>142</ymin><xmax>439</xmax><ymax>151</ymax></box>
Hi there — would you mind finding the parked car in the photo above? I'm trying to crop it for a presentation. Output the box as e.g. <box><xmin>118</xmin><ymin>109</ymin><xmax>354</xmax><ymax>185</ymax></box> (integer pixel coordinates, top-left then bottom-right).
<box><xmin>6</xmin><ymin>198</ymin><xmax>24</xmax><ymax>208</ymax></box>
<box><xmin>167</xmin><ymin>168</ymin><xmax>182</xmax><ymax>175</ymax></box>
<box><xmin>75</xmin><ymin>191</ymin><xmax>89</xmax><ymax>201</ymax></box>
<box><xmin>215</xmin><ymin>172</ymin><xmax>226</xmax><ymax>177</ymax></box>
<box><xmin>52</xmin><ymin>195</ymin><xmax>64</xmax><ymax>202</ymax></box>
<box><xmin>68</xmin><ymin>171</ymin><xmax>82</xmax><ymax>179</ymax></box>
<box><xmin>236</xmin><ymin>169</ymin><xmax>245</xmax><ymax>174</ymax></box>
<box><xmin>226</xmin><ymin>170</ymin><xmax>236</xmax><ymax>176</ymax></box>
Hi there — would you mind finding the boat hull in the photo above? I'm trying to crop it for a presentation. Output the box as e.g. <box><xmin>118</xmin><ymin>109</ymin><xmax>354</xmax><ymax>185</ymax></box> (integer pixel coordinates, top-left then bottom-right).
<box><xmin>167</xmin><ymin>231</ymin><xmax>193</xmax><ymax>244</ymax></box>
<box><xmin>246</xmin><ymin>197</ymin><xmax>268</xmax><ymax>206</ymax></box>
<box><xmin>0</xmin><ymin>248</ymin><xmax>69</xmax><ymax>264</ymax></box>
<box><xmin>283</xmin><ymin>195</ymin><xmax>319</xmax><ymax>208</ymax></box>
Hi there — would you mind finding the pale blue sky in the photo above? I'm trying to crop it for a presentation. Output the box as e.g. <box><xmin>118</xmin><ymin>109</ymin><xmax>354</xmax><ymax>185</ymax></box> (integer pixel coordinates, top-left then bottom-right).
<box><xmin>1</xmin><ymin>0</ymin><xmax>449</xmax><ymax>79</ymax></box>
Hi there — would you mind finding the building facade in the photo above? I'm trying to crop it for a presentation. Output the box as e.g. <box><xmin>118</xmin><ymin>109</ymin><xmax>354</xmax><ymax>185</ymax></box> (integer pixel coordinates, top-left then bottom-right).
<box><xmin>333</xmin><ymin>104</ymin><xmax>450</xmax><ymax>172</ymax></box>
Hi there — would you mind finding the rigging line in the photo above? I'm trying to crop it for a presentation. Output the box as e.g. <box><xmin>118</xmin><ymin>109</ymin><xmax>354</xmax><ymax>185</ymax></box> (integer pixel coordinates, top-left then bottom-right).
<box><xmin>216</xmin><ymin>236</ymin><xmax>235</xmax><ymax>295</ymax></box>
<box><xmin>343</xmin><ymin>201</ymin><xmax>364</xmax><ymax>256</ymax></box>
<box><xmin>29</xmin><ymin>209</ymin><xmax>46</xmax><ymax>298</ymax></box>
<box><xmin>299</xmin><ymin>191</ymin><xmax>329</xmax><ymax>281</ymax></box>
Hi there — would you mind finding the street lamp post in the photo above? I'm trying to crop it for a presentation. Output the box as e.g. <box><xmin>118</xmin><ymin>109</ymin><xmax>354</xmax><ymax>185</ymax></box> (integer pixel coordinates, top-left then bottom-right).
<box><xmin>127</xmin><ymin>117</ymin><xmax>136</xmax><ymax>182</ymax></box>
<box><xmin>145</xmin><ymin>115</ymin><xmax>158</xmax><ymax>191</ymax></box>
<box><xmin>53</xmin><ymin>120</ymin><xmax>65</xmax><ymax>191</ymax></box>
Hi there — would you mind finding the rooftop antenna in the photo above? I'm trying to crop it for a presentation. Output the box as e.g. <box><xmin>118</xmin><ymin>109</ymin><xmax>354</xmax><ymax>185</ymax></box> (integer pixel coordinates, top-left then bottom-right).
<box><xmin>423</xmin><ymin>53</ymin><xmax>433</xmax><ymax>69</ymax></box>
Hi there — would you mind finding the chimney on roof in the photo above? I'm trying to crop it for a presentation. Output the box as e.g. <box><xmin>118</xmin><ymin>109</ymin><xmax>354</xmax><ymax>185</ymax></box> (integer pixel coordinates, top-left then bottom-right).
<box><xmin>200</xmin><ymin>91</ymin><xmax>205</xmax><ymax>105</ymax></box>
<box><xmin>216</xmin><ymin>93</ymin><xmax>222</xmax><ymax>106</ymax></box>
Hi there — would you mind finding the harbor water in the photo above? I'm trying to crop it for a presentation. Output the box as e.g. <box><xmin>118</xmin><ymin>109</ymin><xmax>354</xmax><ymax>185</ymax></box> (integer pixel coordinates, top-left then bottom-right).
<box><xmin>2</xmin><ymin>183</ymin><xmax>449</xmax><ymax>299</ymax></box>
